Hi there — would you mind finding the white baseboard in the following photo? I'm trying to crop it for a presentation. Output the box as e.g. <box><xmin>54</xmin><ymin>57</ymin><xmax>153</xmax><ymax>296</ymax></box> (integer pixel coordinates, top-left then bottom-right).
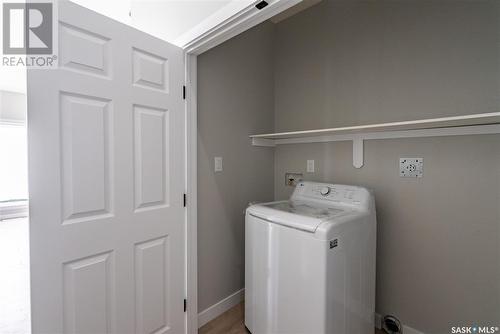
<box><xmin>375</xmin><ymin>313</ymin><xmax>382</xmax><ymax>329</ymax></box>
<box><xmin>375</xmin><ymin>313</ymin><xmax>426</xmax><ymax>334</ymax></box>
<box><xmin>198</xmin><ymin>288</ymin><xmax>245</xmax><ymax>328</ymax></box>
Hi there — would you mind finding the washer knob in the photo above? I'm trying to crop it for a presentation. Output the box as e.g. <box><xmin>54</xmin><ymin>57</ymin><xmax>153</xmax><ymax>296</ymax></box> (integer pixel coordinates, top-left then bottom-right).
<box><xmin>320</xmin><ymin>186</ymin><xmax>330</xmax><ymax>196</ymax></box>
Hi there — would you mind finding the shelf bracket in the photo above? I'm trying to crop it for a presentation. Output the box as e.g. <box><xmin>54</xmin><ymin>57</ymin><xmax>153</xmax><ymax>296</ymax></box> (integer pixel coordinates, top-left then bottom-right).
<box><xmin>252</xmin><ymin>137</ymin><xmax>276</xmax><ymax>147</ymax></box>
<box><xmin>352</xmin><ymin>137</ymin><xmax>364</xmax><ymax>168</ymax></box>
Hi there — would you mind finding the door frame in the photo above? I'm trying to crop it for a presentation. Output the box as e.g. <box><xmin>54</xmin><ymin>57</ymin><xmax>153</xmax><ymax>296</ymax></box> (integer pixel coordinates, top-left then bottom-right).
<box><xmin>183</xmin><ymin>1</ymin><xmax>302</xmax><ymax>332</ymax></box>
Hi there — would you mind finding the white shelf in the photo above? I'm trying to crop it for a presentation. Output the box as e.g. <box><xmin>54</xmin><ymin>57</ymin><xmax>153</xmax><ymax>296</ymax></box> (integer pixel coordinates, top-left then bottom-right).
<box><xmin>250</xmin><ymin>112</ymin><xmax>500</xmax><ymax>168</ymax></box>
<box><xmin>251</xmin><ymin>112</ymin><xmax>500</xmax><ymax>140</ymax></box>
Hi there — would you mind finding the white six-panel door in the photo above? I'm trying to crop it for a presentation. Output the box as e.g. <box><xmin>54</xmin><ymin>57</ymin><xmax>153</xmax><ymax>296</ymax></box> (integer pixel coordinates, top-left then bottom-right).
<box><xmin>28</xmin><ymin>2</ymin><xmax>185</xmax><ymax>333</ymax></box>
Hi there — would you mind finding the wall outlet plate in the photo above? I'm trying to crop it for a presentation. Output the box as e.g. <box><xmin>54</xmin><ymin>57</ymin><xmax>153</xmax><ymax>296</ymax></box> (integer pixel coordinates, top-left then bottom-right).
<box><xmin>307</xmin><ymin>160</ymin><xmax>315</xmax><ymax>173</ymax></box>
<box><xmin>400</xmin><ymin>158</ymin><xmax>423</xmax><ymax>178</ymax></box>
<box><xmin>214</xmin><ymin>157</ymin><xmax>223</xmax><ymax>172</ymax></box>
<box><xmin>285</xmin><ymin>172</ymin><xmax>303</xmax><ymax>186</ymax></box>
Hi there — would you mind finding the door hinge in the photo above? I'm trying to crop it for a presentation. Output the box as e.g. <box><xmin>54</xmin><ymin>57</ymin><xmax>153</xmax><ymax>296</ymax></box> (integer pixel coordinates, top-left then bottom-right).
<box><xmin>183</xmin><ymin>193</ymin><xmax>187</xmax><ymax>207</ymax></box>
<box><xmin>183</xmin><ymin>85</ymin><xmax>186</xmax><ymax>100</ymax></box>
<box><xmin>184</xmin><ymin>299</ymin><xmax>187</xmax><ymax>312</ymax></box>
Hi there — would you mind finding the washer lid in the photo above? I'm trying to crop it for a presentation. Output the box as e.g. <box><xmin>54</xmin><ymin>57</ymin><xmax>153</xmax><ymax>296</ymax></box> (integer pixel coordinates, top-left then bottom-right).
<box><xmin>248</xmin><ymin>200</ymin><xmax>350</xmax><ymax>232</ymax></box>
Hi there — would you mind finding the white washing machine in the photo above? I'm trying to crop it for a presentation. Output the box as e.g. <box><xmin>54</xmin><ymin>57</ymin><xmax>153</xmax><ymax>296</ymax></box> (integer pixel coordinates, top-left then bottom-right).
<box><xmin>245</xmin><ymin>181</ymin><xmax>376</xmax><ymax>334</ymax></box>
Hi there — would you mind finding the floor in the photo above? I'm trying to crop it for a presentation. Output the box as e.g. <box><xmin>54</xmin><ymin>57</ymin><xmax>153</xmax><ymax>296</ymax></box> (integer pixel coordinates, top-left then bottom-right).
<box><xmin>0</xmin><ymin>218</ymin><xmax>31</xmax><ymax>334</ymax></box>
<box><xmin>199</xmin><ymin>302</ymin><xmax>386</xmax><ymax>334</ymax></box>
<box><xmin>200</xmin><ymin>302</ymin><xmax>247</xmax><ymax>334</ymax></box>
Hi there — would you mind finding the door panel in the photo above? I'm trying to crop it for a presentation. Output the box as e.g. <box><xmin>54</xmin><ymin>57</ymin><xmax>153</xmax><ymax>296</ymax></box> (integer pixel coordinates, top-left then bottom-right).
<box><xmin>59</xmin><ymin>22</ymin><xmax>111</xmax><ymax>78</ymax></box>
<box><xmin>132</xmin><ymin>48</ymin><xmax>169</xmax><ymax>91</ymax></box>
<box><xmin>134</xmin><ymin>237</ymin><xmax>170</xmax><ymax>334</ymax></box>
<box><xmin>133</xmin><ymin>105</ymin><xmax>169</xmax><ymax>211</ymax></box>
<box><xmin>60</xmin><ymin>92</ymin><xmax>113</xmax><ymax>223</ymax></box>
<box><xmin>28</xmin><ymin>2</ymin><xmax>185</xmax><ymax>333</ymax></box>
<box><xmin>63</xmin><ymin>252</ymin><xmax>115</xmax><ymax>334</ymax></box>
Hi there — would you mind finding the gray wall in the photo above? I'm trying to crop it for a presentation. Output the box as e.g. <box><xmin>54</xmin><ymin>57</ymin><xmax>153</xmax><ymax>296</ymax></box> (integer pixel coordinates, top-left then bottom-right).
<box><xmin>197</xmin><ymin>0</ymin><xmax>500</xmax><ymax>331</ymax></box>
<box><xmin>274</xmin><ymin>0</ymin><xmax>499</xmax><ymax>131</ymax></box>
<box><xmin>197</xmin><ymin>22</ymin><xmax>275</xmax><ymax>312</ymax></box>
<box><xmin>274</xmin><ymin>0</ymin><xmax>500</xmax><ymax>333</ymax></box>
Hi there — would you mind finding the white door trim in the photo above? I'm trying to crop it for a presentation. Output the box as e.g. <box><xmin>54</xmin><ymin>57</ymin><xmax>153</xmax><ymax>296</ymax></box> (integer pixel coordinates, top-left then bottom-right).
<box><xmin>183</xmin><ymin>1</ymin><xmax>303</xmax><ymax>332</ymax></box>
<box><xmin>185</xmin><ymin>53</ymin><xmax>198</xmax><ymax>334</ymax></box>
<box><xmin>183</xmin><ymin>0</ymin><xmax>302</xmax><ymax>55</ymax></box>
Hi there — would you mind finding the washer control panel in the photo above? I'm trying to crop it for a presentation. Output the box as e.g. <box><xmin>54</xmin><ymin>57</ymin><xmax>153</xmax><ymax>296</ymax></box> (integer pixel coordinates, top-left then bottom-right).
<box><xmin>291</xmin><ymin>181</ymin><xmax>371</xmax><ymax>208</ymax></box>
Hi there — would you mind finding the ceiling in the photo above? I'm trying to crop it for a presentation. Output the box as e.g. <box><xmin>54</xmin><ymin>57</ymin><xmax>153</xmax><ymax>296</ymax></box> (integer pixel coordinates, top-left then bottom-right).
<box><xmin>71</xmin><ymin>0</ymin><xmax>255</xmax><ymax>47</ymax></box>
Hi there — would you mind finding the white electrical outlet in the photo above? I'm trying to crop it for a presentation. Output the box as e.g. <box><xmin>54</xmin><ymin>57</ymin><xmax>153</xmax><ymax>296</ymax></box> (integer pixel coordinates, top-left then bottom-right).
<box><xmin>400</xmin><ymin>158</ymin><xmax>423</xmax><ymax>178</ymax></box>
<box><xmin>214</xmin><ymin>157</ymin><xmax>223</xmax><ymax>172</ymax></box>
<box><xmin>307</xmin><ymin>160</ymin><xmax>315</xmax><ymax>173</ymax></box>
